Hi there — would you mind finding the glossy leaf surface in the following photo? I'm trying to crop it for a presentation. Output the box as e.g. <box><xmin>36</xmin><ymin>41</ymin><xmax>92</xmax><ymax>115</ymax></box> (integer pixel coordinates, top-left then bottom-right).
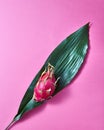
<box><xmin>5</xmin><ymin>23</ymin><xmax>89</xmax><ymax>130</ymax></box>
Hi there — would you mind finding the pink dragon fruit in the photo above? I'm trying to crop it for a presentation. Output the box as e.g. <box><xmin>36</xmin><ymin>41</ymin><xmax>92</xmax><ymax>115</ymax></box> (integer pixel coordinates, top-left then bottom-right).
<box><xmin>33</xmin><ymin>63</ymin><xmax>59</xmax><ymax>102</ymax></box>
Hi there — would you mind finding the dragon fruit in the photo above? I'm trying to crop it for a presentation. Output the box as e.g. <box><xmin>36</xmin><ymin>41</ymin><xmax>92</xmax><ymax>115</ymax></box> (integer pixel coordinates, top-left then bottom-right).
<box><xmin>33</xmin><ymin>63</ymin><xmax>59</xmax><ymax>102</ymax></box>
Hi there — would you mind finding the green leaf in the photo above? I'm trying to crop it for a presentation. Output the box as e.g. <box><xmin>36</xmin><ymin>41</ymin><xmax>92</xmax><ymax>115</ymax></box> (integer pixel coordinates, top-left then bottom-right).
<box><xmin>5</xmin><ymin>23</ymin><xmax>89</xmax><ymax>129</ymax></box>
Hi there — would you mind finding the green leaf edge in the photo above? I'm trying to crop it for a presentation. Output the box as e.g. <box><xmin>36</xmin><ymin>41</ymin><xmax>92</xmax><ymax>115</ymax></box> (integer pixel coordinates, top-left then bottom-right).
<box><xmin>5</xmin><ymin>23</ymin><xmax>89</xmax><ymax>130</ymax></box>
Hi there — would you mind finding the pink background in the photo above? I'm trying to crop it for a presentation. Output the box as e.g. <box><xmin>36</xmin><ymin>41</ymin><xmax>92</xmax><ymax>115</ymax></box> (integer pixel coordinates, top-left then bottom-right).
<box><xmin>0</xmin><ymin>0</ymin><xmax>104</xmax><ymax>130</ymax></box>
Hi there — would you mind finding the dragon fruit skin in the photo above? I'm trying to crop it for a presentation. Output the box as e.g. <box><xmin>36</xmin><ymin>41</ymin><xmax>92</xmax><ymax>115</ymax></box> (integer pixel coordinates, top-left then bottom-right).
<box><xmin>34</xmin><ymin>64</ymin><xmax>58</xmax><ymax>102</ymax></box>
